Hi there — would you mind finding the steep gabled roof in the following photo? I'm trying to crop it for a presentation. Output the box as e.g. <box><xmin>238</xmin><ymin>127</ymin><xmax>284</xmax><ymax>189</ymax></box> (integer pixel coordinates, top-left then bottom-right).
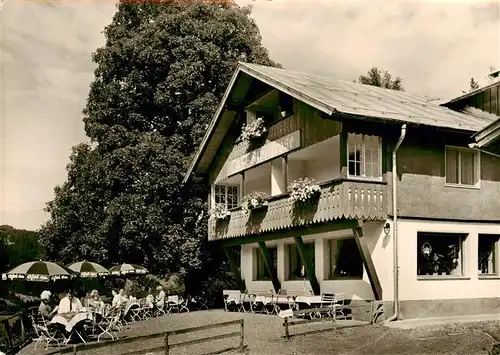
<box><xmin>183</xmin><ymin>63</ymin><xmax>496</xmax><ymax>183</ymax></box>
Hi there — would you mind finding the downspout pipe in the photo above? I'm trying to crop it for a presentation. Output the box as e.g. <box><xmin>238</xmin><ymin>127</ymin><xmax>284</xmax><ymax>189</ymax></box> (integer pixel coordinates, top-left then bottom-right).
<box><xmin>385</xmin><ymin>124</ymin><xmax>407</xmax><ymax>324</ymax></box>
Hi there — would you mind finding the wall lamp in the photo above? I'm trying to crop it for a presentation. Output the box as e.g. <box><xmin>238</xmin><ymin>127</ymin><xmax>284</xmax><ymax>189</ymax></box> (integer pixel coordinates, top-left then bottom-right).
<box><xmin>383</xmin><ymin>222</ymin><xmax>391</xmax><ymax>235</ymax></box>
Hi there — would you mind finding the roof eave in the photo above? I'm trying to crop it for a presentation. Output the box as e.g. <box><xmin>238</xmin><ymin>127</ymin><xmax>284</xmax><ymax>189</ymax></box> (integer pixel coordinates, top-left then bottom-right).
<box><xmin>472</xmin><ymin>118</ymin><xmax>500</xmax><ymax>148</ymax></box>
<box><xmin>238</xmin><ymin>64</ymin><xmax>334</xmax><ymax>117</ymax></box>
<box><xmin>182</xmin><ymin>64</ymin><xmax>244</xmax><ymax>184</ymax></box>
<box><xmin>442</xmin><ymin>80</ymin><xmax>500</xmax><ymax>106</ymax></box>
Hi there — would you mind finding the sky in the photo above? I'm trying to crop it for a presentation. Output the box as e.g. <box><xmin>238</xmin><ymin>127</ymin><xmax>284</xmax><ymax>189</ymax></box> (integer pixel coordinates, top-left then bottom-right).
<box><xmin>1</xmin><ymin>0</ymin><xmax>499</xmax><ymax>230</ymax></box>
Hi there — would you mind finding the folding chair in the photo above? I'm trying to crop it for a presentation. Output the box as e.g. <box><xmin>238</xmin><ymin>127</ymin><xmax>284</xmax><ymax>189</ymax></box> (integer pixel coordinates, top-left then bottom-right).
<box><xmin>154</xmin><ymin>299</ymin><xmax>167</xmax><ymax>317</ymax></box>
<box><xmin>194</xmin><ymin>295</ymin><xmax>209</xmax><ymax>310</ymax></box>
<box><xmin>222</xmin><ymin>290</ymin><xmax>239</xmax><ymax>312</ymax></box>
<box><xmin>246</xmin><ymin>292</ymin><xmax>259</xmax><ymax>314</ymax></box>
<box><xmin>287</xmin><ymin>295</ymin><xmax>299</xmax><ymax>312</ymax></box>
<box><xmin>333</xmin><ymin>292</ymin><xmax>347</xmax><ymax>320</ymax></box>
<box><xmin>135</xmin><ymin>298</ymin><xmax>151</xmax><ymax>320</ymax></box>
<box><xmin>29</xmin><ymin>315</ymin><xmax>61</xmax><ymax>350</ymax></box>
<box><xmin>128</xmin><ymin>303</ymin><xmax>142</xmax><ymax>322</ymax></box>
<box><xmin>179</xmin><ymin>297</ymin><xmax>190</xmax><ymax>313</ymax></box>
<box><xmin>264</xmin><ymin>292</ymin><xmax>280</xmax><ymax>315</ymax></box>
<box><xmin>97</xmin><ymin>309</ymin><xmax>122</xmax><ymax>342</ymax></box>
<box><xmin>316</xmin><ymin>293</ymin><xmax>336</xmax><ymax>319</ymax></box>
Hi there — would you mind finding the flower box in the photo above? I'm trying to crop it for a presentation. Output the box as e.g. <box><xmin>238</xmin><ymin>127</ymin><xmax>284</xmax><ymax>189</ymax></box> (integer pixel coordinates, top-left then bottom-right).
<box><xmin>237</xmin><ymin>118</ymin><xmax>267</xmax><ymax>144</ymax></box>
<box><xmin>209</xmin><ymin>203</ymin><xmax>231</xmax><ymax>220</ymax></box>
<box><xmin>288</xmin><ymin>177</ymin><xmax>321</xmax><ymax>203</ymax></box>
<box><xmin>241</xmin><ymin>191</ymin><xmax>268</xmax><ymax>214</ymax></box>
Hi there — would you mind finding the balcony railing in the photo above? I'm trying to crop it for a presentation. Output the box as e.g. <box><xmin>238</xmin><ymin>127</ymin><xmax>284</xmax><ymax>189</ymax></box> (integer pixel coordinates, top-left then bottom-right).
<box><xmin>208</xmin><ymin>179</ymin><xmax>388</xmax><ymax>241</ymax></box>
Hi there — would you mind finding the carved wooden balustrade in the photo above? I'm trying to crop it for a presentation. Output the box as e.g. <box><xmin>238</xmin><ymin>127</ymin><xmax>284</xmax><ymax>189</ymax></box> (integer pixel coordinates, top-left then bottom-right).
<box><xmin>208</xmin><ymin>179</ymin><xmax>387</xmax><ymax>241</ymax></box>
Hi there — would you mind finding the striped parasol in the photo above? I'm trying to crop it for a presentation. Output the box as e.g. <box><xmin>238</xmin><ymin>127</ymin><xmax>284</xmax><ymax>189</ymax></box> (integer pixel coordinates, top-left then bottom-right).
<box><xmin>66</xmin><ymin>260</ymin><xmax>109</xmax><ymax>278</ymax></box>
<box><xmin>109</xmin><ymin>263</ymin><xmax>148</xmax><ymax>276</ymax></box>
<box><xmin>1</xmin><ymin>260</ymin><xmax>77</xmax><ymax>282</ymax></box>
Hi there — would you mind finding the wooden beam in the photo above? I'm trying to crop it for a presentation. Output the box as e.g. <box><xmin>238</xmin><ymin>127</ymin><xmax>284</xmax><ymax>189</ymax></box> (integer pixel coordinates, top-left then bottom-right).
<box><xmin>293</xmin><ymin>236</ymin><xmax>320</xmax><ymax>296</ymax></box>
<box><xmin>220</xmin><ymin>219</ymin><xmax>359</xmax><ymax>247</ymax></box>
<box><xmin>240</xmin><ymin>172</ymin><xmax>245</xmax><ymax>198</ymax></box>
<box><xmin>257</xmin><ymin>241</ymin><xmax>281</xmax><ymax>293</ymax></box>
<box><xmin>339</xmin><ymin>129</ymin><xmax>348</xmax><ymax>179</ymax></box>
<box><xmin>352</xmin><ymin>222</ymin><xmax>383</xmax><ymax>300</ymax></box>
<box><xmin>223</xmin><ymin>247</ymin><xmax>244</xmax><ymax>291</ymax></box>
<box><xmin>282</xmin><ymin>156</ymin><xmax>288</xmax><ymax>190</ymax></box>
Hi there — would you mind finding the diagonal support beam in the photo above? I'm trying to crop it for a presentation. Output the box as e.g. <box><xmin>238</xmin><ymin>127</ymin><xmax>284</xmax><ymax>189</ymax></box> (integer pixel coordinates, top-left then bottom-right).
<box><xmin>352</xmin><ymin>222</ymin><xmax>382</xmax><ymax>300</ymax></box>
<box><xmin>223</xmin><ymin>247</ymin><xmax>244</xmax><ymax>291</ymax></box>
<box><xmin>258</xmin><ymin>242</ymin><xmax>281</xmax><ymax>293</ymax></box>
<box><xmin>293</xmin><ymin>236</ymin><xmax>320</xmax><ymax>296</ymax></box>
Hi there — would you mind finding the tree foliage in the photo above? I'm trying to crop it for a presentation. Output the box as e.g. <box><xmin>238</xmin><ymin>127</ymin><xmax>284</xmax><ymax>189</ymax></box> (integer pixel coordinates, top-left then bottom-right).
<box><xmin>39</xmin><ymin>0</ymin><xmax>278</xmax><ymax>282</ymax></box>
<box><xmin>357</xmin><ymin>67</ymin><xmax>404</xmax><ymax>91</ymax></box>
<box><xmin>0</xmin><ymin>225</ymin><xmax>42</xmax><ymax>269</ymax></box>
<box><xmin>468</xmin><ymin>77</ymin><xmax>480</xmax><ymax>92</ymax></box>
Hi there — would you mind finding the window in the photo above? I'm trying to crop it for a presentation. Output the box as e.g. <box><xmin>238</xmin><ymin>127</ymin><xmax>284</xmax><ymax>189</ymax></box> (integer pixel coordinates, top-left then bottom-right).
<box><xmin>347</xmin><ymin>134</ymin><xmax>381</xmax><ymax>179</ymax></box>
<box><xmin>445</xmin><ymin>147</ymin><xmax>480</xmax><ymax>186</ymax></box>
<box><xmin>417</xmin><ymin>232</ymin><xmax>465</xmax><ymax>276</ymax></box>
<box><xmin>214</xmin><ymin>185</ymin><xmax>239</xmax><ymax>209</ymax></box>
<box><xmin>288</xmin><ymin>242</ymin><xmax>315</xmax><ymax>279</ymax></box>
<box><xmin>478</xmin><ymin>234</ymin><xmax>499</xmax><ymax>275</ymax></box>
<box><xmin>329</xmin><ymin>238</ymin><xmax>363</xmax><ymax>279</ymax></box>
<box><xmin>255</xmin><ymin>246</ymin><xmax>278</xmax><ymax>281</ymax></box>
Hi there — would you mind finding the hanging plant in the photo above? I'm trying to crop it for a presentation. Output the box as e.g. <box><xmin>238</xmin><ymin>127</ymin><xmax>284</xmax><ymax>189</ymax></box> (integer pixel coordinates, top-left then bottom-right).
<box><xmin>288</xmin><ymin>177</ymin><xmax>321</xmax><ymax>203</ymax></box>
<box><xmin>209</xmin><ymin>203</ymin><xmax>231</xmax><ymax>220</ymax></box>
<box><xmin>241</xmin><ymin>191</ymin><xmax>268</xmax><ymax>214</ymax></box>
<box><xmin>421</xmin><ymin>242</ymin><xmax>432</xmax><ymax>257</ymax></box>
<box><xmin>237</xmin><ymin>118</ymin><xmax>267</xmax><ymax>144</ymax></box>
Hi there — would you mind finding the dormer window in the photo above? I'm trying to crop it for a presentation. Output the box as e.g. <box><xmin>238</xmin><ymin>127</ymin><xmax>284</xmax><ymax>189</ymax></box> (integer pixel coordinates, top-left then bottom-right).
<box><xmin>347</xmin><ymin>134</ymin><xmax>382</xmax><ymax>179</ymax></box>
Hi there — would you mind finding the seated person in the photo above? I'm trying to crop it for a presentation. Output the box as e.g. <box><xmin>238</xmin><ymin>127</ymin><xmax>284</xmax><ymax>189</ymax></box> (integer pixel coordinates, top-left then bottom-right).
<box><xmin>111</xmin><ymin>289</ymin><xmax>128</xmax><ymax>308</ymax></box>
<box><xmin>155</xmin><ymin>285</ymin><xmax>166</xmax><ymax>308</ymax></box>
<box><xmin>57</xmin><ymin>290</ymin><xmax>83</xmax><ymax>314</ymax></box>
<box><xmin>81</xmin><ymin>291</ymin><xmax>91</xmax><ymax>308</ymax></box>
<box><xmin>38</xmin><ymin>290</ymin><xmax>58</xmax><ymax>319</ymax></box>
<box><xmin>146</xmin><ymin>290</ymin><xmax>155</xmax><ymax>308</ymax></box>
<box><xmin>87</xmin><ymin>289</ymin><xmax>104</xmax><ymax>309</ymax></box>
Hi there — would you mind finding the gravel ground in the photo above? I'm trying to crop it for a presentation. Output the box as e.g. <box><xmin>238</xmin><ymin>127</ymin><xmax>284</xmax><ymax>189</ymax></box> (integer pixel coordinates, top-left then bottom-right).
<box><xmin>19</xmin><ymin>310</ymin><xmax>500</xmax><ymax>355</ymax></box>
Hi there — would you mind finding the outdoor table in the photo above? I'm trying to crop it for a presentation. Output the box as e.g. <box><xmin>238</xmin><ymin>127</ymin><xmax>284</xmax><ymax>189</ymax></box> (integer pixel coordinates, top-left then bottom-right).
<box><xmin>226</xmin><ymin>293</ymin><xmax>242</xmax><ymax>304</ymax></box>
<box><xmin>50</xmin><ymin>311</ymin><xmax>94</xmax><ymax>344</ymax></box>
<box><xmin>294</xmin><ymin>295</ymin><xmax>323</xmax><ymax>305</ymax></box>
<box><xmin>254</xmin><ymin>295</ymin><xmax>289</xmax><ymax>305</ymax></box>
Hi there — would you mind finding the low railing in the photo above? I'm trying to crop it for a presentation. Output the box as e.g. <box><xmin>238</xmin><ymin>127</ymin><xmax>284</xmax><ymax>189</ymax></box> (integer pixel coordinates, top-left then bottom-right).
<box><xmin>46</xmin><ymin>319</ymin><xmax>245</xmax><ymax>355</ymax></box>
<box><xmin>208</xmin><ymin>179</ymin><xmax>387</xmax><ymax>240</ymax></box>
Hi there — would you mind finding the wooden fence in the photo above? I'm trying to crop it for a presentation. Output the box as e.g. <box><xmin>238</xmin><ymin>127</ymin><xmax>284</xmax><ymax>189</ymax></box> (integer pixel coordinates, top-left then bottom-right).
<box><xmin>282</xmin><ymin>307</ymin><xmax>337</xmax><ymax>340</ymax></box>
<box><xmin>46</xmin><ymin>318</ymin><xmax>244</xmax><ymax>355</ymax></box>
<box><xmin>281</xmin><ymin>302</ymin><xmax>384</xmax><ymax>340</ymax></box>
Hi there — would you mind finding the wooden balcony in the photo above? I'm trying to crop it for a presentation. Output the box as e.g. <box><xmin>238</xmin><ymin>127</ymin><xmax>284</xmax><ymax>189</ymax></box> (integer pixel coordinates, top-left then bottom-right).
<box><xmin>208</xmin><ymin>179</ymin><xmax>388</xmax><ymax>241</ymax></box>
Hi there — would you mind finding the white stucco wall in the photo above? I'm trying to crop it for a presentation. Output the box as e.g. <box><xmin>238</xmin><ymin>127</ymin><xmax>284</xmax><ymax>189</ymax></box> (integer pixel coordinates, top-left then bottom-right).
<box><xmin>397</xmin><ymin>219</ymin><xmax>500</xmax><ymax>301</ymax></box>
<box><xmin>240</xmin><ymin>221</ymin><xmax>394</xmax><ymax>301</ymax></box>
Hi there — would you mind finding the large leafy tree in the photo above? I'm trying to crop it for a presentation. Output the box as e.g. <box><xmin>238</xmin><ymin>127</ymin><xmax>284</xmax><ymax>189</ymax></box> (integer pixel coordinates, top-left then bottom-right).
<box><xmin>39</xmin><ymin>0</ymin><xmax>278</xmax><ymax>279</ymax></box>
<box><xmin>357</xmin><ymin>67</ymin><xmax>404</xmax><ymax>91</ymax></box>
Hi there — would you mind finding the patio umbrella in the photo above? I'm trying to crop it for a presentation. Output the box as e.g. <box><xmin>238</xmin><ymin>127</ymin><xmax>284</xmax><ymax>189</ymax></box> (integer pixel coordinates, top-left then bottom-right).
<box><xmin>109</xmin><ymin>263</ymin><xmax>148</xmax><ymax>276</ymax></box>
<box><xmin>66</xmin><ymin>260</ymin><xmax>110</xmax><ymax>278</ymax></box>
<box><xmin>1</xmin><ymin>260</ymin><xmax>77</xmax><ymax>282</ymax></box>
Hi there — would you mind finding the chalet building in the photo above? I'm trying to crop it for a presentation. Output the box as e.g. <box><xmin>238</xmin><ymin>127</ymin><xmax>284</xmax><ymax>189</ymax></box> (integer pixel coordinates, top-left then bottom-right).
<box><xmin>184</xmin><ymin>63</ymin><xmax>500</xmax><ymax>320</ymax></box>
